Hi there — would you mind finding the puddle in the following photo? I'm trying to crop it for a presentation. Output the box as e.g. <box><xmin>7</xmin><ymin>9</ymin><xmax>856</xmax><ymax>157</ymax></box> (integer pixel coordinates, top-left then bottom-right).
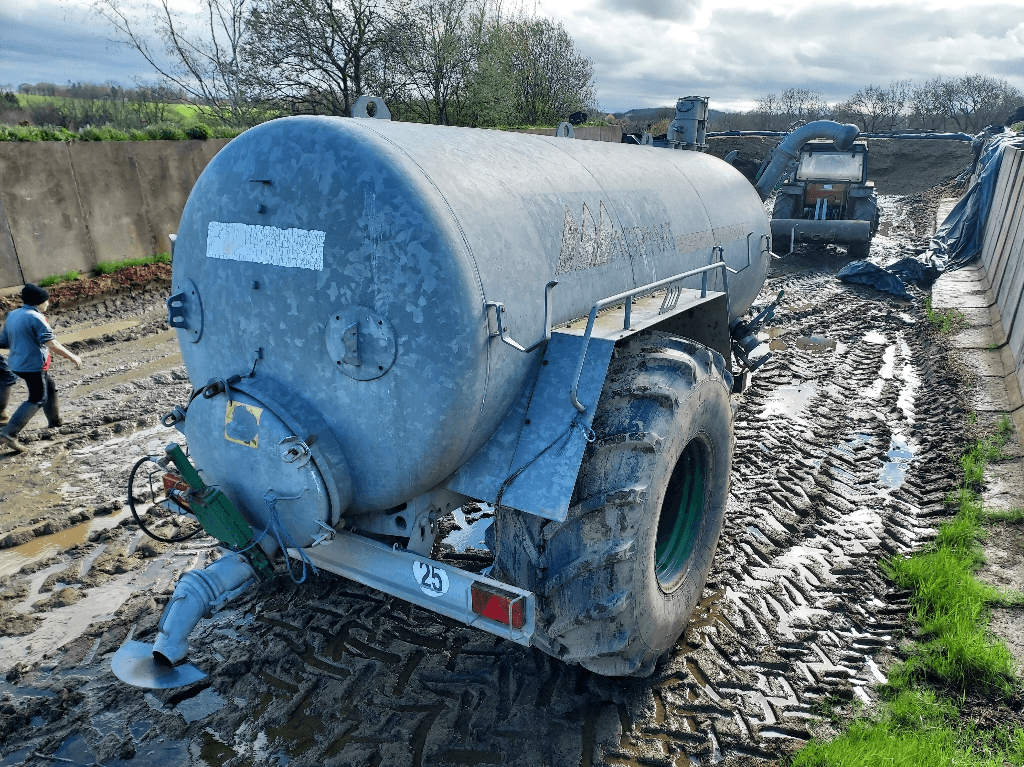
<box><xmin>442</xmin><ymin>507</ymin><xmax>494</xmax><ymax>553</ymax></box>
<box><xmin>879</xmin><ymin>434</ymin><xmax>914</xmax><ymax>489</ymax></box>
<box><xmin>0</xmin><ymin>508</ymin><xmax>130</xmax><ymax>578</ymax></box>
<box><xmin>794</xmin><ymin>336</ymin><xmax>836</xmax><ymax>352</ymax></box>
<box><xmin>896</xmin><ymin>341</ymin><xmax>920</xmax><ymax>423</ymax></box>
<box><xmin>878</xmin><ymin>345</ymin><xmax>896</xmax><ymax>379</ymax></box>
<box><xmin>862</xmin><ymin>331</ymin><xmax>888</xmax><ymax>345</ymax></box>
<box><xmin>760</xmin><ymin>383</ymin><xmax>817</xmax><ymax>421</ymax></box>
<box><xmin>770</xmin><ymin>339</ymin><xmax>788</xmax><ymax>350</ymax></box>
<box><xmin>58</xmin><ymin>319</ymin><xmax>141</xmax><ymax>345</ymax></box>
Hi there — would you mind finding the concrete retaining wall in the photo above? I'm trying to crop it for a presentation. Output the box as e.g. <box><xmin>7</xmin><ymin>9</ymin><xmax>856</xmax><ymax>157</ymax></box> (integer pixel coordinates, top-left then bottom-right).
<box><xmin>978</xmin><ymin>145</ymin><xmax>1024</xmax><ymax>432</ymax></box>
<box><xmin>0</xmin><ymin>139</ymin><xmax>230</xmax><ymax>288</ymax></box>
<box><xmin>511</xmin><ymin>125</ymin><xmax>624</xmax><ymax>142</ymax></box>
<box><xmin>0</xmin><ymin>126</ymin><xmax>623</xmax><ymax>290</ymax></box>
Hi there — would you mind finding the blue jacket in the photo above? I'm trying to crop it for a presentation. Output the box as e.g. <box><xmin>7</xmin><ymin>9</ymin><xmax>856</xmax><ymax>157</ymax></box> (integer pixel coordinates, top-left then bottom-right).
<box><xmin>0</xmin><ymin>306</ymin><xmax>55</xmax><ymax>373</ymax></box>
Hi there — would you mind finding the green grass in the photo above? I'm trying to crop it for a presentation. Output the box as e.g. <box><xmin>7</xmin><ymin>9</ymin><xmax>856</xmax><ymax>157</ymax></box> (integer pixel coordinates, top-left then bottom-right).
<box><xmin>789</xmin><ymin>414</ymin><xmax>1023</xmax><ymax>766</ymax></box>
<box><xmin>984</xmin><ymin>507</ymin><xmax>1024</xmax><ymax>524</ymax></box>
<box><xmin>94</xmin><ymin>253</ymin><xmax>171</xmax><ymax>275</ymax></box>
<box><xmin>37</xmin><ymin>270</ymin><xmax>80</xmax><ymax>287</ymax></box>
<box><xmin>793</xmin><ymin>689</ymin><xmax>1024</xmax><ymax>766</ymax></box>
<box><xmin>925</xmin><ymin>296</ymin><xmax>967</xmax><ymax>333</ymax></box>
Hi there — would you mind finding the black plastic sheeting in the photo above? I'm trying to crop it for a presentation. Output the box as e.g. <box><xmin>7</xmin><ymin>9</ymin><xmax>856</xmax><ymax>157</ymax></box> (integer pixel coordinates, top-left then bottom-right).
<box><xmin>837</xmin><ymin>260</ymin><xmax>909</xmax><ymax>297</ymax></box>
<box><xmin>927</xmin><ymin>131</ymin><xmax>1024</xmax><ymax>272</ymax></box>
<box><xmin>837</xmin><ymin>130</ymin><xmax>1023</xmax><ymax>298</ymax></box>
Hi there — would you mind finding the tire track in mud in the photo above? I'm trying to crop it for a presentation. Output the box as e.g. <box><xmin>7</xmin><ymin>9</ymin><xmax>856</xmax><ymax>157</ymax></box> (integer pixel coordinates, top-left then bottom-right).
<box><xmin>1</xmin><ymin>248</ymin><xmax>971</xmax><ymax>764</ymax></box>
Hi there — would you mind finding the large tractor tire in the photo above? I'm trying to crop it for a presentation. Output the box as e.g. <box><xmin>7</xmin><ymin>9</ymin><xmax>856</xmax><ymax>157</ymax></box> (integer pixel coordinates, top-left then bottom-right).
<box><xmin>492</xmin><ymin>333</ymin><xmax>734</xmax><ymax>676</ymax></box>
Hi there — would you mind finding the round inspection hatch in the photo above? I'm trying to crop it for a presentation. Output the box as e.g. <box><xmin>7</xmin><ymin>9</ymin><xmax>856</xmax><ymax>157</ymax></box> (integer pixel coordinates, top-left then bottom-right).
<box><xmin>326</xmin><ymin>305</ymin><xmax>397</xmax><ymax>381</ymax></box>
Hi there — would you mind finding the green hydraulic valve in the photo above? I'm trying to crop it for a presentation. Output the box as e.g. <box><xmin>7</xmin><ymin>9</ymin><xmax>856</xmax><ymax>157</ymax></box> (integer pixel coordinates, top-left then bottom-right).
<box><xmin>163</xmin><ymin>442</ymin><xmax>274</xmax><ymax>580</ymax></box>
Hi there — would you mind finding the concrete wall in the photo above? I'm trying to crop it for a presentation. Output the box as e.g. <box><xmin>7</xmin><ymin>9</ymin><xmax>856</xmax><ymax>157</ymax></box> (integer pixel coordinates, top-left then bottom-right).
<box><xmin>978</xmin><ymin>145</ymin><xmax>1024</xmax><ymax>433</ymax></box>
<box><xmin>511</xmin><ymin>125</ymin><xmax>624</xmax><ymax>142</ymax></box>
<box><xmin>0</xmin><ymin>139</ymin><xmax>230</xmax><ymax>287</ymax></box>
<box><xmin>0</xmin><ymin>125</ymin><xmax>623</xmax><ymax>289</ymax></box>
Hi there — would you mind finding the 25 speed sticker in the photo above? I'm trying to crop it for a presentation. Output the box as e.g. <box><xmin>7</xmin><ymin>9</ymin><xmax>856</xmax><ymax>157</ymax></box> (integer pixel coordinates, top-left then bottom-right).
<box><xmin>413</xmin><ymin>561</ymin><xmax>449</xmax><ymax>597</ymax></box>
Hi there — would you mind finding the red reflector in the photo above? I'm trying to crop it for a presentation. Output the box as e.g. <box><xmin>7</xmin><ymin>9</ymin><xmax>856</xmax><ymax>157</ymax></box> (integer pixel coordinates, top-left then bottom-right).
<box><xmin>471</xmin><ymin>584</ymin><xmax>526</xmax><ymax>629</ymax></box>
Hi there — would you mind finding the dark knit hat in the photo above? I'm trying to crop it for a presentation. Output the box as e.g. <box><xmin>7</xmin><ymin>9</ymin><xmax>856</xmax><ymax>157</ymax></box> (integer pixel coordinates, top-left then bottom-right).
<box><xmin>21</xmin><ymin>283</ymin><xmax>49</xmax><ymax>306</ymax></box>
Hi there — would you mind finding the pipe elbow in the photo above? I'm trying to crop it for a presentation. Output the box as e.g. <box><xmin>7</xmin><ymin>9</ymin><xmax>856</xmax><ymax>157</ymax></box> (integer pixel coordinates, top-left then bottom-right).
<box><xmin>153</xmin><ymin>552</ymin><xmax>256</xmax><ymax>666</ymax></box>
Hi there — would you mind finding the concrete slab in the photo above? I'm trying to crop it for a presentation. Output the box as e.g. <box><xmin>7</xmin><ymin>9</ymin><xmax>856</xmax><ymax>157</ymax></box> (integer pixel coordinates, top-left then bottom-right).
<box><xmin>0</xmin><ymin>142</ymin><xmax>94</xmax><ymax>282</ymax></box>
<box><xmin>984</xmin><ymin>461</ymin><xmax>1024</xmax><ymax>511</ymax></box>
<box><xmin>958</xmin><ymin>307</ymin><xmax>997</xmax><ymax>328</ymax></box>
<box><xmin>129</xmin><ymin>141</ymin><xmax>209</xmax><ymax>256</ymax></box>
<box><xmin>956</xmin><ymin>348</ymin><xmax>1012</xmax><ymax>377</ymax></box>
<box><xmin>0</xmin><ymin>193</ymin><xmax>23</xmax><ymax>288</ymax></box>
<box><xmin>68</xmin><ymin>141</ymin><xmax>152</xmax><ymax>265</ymax></box>
<box><xmin>968</xmin><ymin>376</ymin><xmax>1014</xmax><ymax>412</ymax></box>
<box><xmin>931</xmin><ymin>283</ymin><xmax>989</xmax><ymax>309</ymax></box>
<box><xmin>952</xmin><ymin>326</ymin><xmax>1001</xmax><ymax>349</ymax></box>
<box><xmin>938</xmin><ymin>266</ymin><xmax>986</xmax><ymax>283</ymax></box>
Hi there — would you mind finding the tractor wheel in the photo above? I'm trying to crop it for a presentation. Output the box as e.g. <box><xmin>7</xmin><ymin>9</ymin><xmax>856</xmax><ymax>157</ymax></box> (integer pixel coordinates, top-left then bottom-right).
<box><xmin>492</xmin><ymin>333</ymin><xmax>734</xmax><ymax>676</ymax></box>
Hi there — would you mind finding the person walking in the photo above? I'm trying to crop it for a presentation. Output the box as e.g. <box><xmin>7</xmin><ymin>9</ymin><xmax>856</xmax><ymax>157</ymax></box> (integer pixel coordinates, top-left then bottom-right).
<box><xmin>0</xmin><ymin>283</ymin><xmax>82</xmax><ymax>453</ymax></box>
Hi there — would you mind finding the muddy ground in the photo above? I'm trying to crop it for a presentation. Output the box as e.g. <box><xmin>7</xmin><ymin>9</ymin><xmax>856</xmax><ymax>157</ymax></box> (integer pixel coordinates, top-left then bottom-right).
<box><xmin>1</xmin><ymin>164</ymin><xmax>1022</xmax><ymax>766</ymax></box>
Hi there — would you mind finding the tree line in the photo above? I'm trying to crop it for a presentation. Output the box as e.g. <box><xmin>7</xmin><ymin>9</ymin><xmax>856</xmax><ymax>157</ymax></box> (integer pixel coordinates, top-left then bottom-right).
<box><xmin>85</xmin><ymin>0</ymin><xmax>599</xmax><ymax>129</ymax></box>
<box><xmin>713</xmin><ymin>76</ymin><xmax>1023</xmax><ymax>134</ymax></box>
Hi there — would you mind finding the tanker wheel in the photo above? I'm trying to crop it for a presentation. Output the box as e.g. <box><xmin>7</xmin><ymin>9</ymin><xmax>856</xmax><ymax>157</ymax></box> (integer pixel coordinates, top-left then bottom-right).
<box><xmin>492</xmin><ymin>332</ymin><xmax>734</xmax><ymax>677</ymax></box>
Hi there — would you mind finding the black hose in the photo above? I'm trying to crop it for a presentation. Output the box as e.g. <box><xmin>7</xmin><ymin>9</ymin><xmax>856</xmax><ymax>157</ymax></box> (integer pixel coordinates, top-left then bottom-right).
<box><xmin>128</xmin><ymin>455</ymin><xmax>202</xmax><ymax>543</ymax></box>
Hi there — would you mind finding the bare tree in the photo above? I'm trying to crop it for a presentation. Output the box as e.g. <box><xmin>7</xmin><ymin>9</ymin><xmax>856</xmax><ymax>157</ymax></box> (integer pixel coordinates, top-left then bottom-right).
<box><xmin>384</xmin><ymin>0</ymin><xmax>483</xmax><ymax>125</ymax></box>
<box><xmin>837</xmin><ymin>80</ymin><xmax>909</xmax><ymax>132</ymax></box>
<box><xmin>88</xmin><ymin>0</ymin><xmax>258</xmax><ymax>126</ymax></box>
<box><xmin>245</xmin><ymin>0</ymin><xmax>389</xmax><ymax>117</ymax></box>
<box><xmin>909</xmin><ymin>75</ymin><xmax>1023</xmax><ymax>132</ymax></box>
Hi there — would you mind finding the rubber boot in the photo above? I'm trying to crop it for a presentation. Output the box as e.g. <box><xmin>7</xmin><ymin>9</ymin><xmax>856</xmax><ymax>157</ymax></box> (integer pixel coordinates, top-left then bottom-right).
<box><xmin>42</xmin><ymin>376</ymin><xmax>61</xmax><ymax>428</ymax></box>
<box><xmin>0</xmin><ymin>384</ymin><xmax>11</xmax><ymax>425</ymax></box>
<box><xmin>0</xmin><ymin>402</ymin><xmax>41</xmax><ymax>453</ymax></box>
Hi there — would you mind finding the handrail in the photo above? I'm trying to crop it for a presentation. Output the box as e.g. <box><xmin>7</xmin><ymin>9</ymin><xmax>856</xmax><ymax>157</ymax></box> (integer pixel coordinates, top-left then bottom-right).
<box><xmin>486</xmin><ymin>281</ymin><xmax>558</xmax><ymax>353</ymax></box>
<box><xmin>569</xmin><ymin>259</ymin><xmax>732</xmax><ymax>413</ymax></box>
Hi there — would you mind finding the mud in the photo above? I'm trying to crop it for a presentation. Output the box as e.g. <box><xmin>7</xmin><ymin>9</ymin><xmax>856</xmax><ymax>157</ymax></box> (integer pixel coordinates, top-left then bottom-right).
<box><xmin>1</xmin><ymin>182</ymin><xmax>1021</xmax><ymax>765</ymax></box>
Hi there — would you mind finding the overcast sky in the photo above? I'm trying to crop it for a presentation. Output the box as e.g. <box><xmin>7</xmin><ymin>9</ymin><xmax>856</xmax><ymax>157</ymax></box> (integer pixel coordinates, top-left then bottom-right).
<box><xmin>1</xmin><ymin>0</ymin><xmax>1023</xmax><ymax>113</ymax></box>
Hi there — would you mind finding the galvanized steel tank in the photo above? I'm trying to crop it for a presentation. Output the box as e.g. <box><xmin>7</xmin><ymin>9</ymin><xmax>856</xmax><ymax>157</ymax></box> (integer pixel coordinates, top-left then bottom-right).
<box><xmin>172</xmin><ymin>116</ymin><xmax>769</xmax><ymax>518</ymax></box>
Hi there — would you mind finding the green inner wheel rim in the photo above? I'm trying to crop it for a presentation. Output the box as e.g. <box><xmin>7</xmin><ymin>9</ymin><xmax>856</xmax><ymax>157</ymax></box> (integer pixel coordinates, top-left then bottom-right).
<box><xmin>655</xmin><ymin>440</ymin><xmax>707</xmax><ymax>592</ymax></box>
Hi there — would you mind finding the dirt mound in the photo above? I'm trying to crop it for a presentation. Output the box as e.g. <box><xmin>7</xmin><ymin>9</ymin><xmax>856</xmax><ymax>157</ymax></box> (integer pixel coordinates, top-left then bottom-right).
<box><xmin>0</xmin><ymin>263</ymin><xmax>171</xmax><ymax>319</ymax></box>
<box><xmin>707</xmin><ymin>136</ymin><xmax>975</xmax><ymax>196</ymax></box>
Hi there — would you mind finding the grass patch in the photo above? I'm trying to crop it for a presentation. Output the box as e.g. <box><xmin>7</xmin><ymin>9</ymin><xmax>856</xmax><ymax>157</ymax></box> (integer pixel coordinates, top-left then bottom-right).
<box><xmin>925</xmin><ymin>296</ymin><xmax>967</xmax><ymax>333</ymax></box>
<box><xmin>94</xmin><ymin>253</ymin><xmax>171</xmax><ymax>275</ymax></box>
<box><xmin>793</xmin><ymin>689</ymin><xmax>1024</xmax><ymax>766</ymax></box>
<box><xmin>790</xmin><ymin>413</ymin><xmax>1023</xmax><ymax>766</ymax></box>
<box><xmin>984</xmin><ymin>507</ymin><xmax>1024</xmax><ymax>524</ymax></box>
<box><xmin>37</xmin><ymin>270</ymin><xmax>80</xmax><ymax>287</ymax></box>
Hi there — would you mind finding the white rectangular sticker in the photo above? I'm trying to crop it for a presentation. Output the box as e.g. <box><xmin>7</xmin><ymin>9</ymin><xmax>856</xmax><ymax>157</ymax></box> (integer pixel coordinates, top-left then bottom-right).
<box><xmin>207</xmin><ymin>222</ymin><xmax>326</xmax><ymax>271</ymax></box>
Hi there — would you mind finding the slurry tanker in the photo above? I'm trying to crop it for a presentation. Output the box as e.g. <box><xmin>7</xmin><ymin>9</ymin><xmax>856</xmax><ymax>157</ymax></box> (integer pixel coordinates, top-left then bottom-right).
<box><xmin>114</xmin><ymin>97</ymin><xmax>860</xmax><ymax>687</ymax></box>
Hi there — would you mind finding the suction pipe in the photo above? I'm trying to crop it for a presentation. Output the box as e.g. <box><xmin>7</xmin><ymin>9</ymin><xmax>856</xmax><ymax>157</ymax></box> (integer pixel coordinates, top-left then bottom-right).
<box><xmin>153</xmin><ymin>552</ymin><xmax>256</xmax><ymax>666</ymax></box>
<box><xmin>753</xmin><ymin>121</ymin><xmax>860</xmax><ymax>200</ymax></box>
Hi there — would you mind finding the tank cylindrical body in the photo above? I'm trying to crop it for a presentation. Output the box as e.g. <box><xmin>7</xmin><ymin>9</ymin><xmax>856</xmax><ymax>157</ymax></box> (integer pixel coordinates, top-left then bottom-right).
<box><xmin>172</xmin><ymin>116</ymin><xmax>769</xmax><ymax>517</ymax></box>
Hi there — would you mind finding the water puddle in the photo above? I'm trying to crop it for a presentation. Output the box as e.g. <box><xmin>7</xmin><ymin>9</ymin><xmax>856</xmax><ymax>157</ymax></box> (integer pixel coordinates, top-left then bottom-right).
<box><xmin>59</xmin><ymin>319</ymin><xmax>141</xmax><ymax>345</ymax></box>
<box><xmin>760</xmin><ymin>383</ymin><xmax>817</xmax><ymax>421</ymax></box>
<box><xmin>896</xmin><ymin>341</ymin><xmax>920</xmax><ymax>423</ymax></box>
<box><xmin>879</xmin><ymin>434</ymin><xmax>914</xmax><ymax>489</ymax></box>
<box><xmin>862</xmin><ymin>330</ymin><xmax>888</xmax><ymax>345</ymax></box>
<box><xmin>794</xmin><ymin>336</ymin><xmax>837</xmax><ymax>352</ymax></box>
<box><xmin>0</xmin><ymin>508</ymin><xmax>130</xmax><ymax>578</ymax></box>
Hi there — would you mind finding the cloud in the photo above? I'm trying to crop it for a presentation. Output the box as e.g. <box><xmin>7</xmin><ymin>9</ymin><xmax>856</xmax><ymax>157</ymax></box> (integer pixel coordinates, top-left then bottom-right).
<box><xmin>0</xmin><ymin>1</ymin><xmax>157</xmax><ymax>89</ymax></box>
<box><xmin>593</xmin><ymin>0</ymin><xmax>701</xmax><ymax>22</ymax></box>
<box><xmin>549</xmin><ymin>0</ymin><xmax>1024</xmax><ymax>112</ymax></box>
